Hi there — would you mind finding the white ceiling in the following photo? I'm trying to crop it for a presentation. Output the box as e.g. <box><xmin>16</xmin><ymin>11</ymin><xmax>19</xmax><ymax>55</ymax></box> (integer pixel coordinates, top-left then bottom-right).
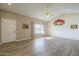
<box><xmin>0</xmin><ymin>3</ymin><xmax>79</xmax><ymax>21</ymax></box>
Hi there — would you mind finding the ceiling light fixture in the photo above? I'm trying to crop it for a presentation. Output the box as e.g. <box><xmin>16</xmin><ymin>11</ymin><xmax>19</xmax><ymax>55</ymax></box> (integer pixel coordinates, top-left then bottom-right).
<box><xmin>45</xmin><ymin>12</ymin><xmax>50</xmax><ymax>18</ymax></box>
<box><xmin>45</xmin><ymin>4</ymin><xmax>51</xmax><ymax>18</ymax></box>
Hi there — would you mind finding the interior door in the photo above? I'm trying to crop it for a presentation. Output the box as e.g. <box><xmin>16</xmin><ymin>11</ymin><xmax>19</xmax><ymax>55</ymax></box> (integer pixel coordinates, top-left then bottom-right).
<box><xmin>1</xmin><ymin>18</ymin><xmax>16</xmax><ymax>43</ymax></box>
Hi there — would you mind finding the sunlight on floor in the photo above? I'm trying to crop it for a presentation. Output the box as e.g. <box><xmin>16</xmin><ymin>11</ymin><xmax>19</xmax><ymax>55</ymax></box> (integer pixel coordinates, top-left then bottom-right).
<box><xmin>35</xmin><ymin>37</ymin><xmax>53</xmax><ymax>40</ymax></box>
<box><xmin>43</xmin><ymin>37</ymin><xmax>53</xmax><ymax>40</ymax></box>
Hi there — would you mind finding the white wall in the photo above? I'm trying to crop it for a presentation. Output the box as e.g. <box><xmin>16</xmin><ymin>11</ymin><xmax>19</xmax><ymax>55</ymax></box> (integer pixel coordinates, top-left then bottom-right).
<box><xmin>47</xmin><ymin>13</ymin><xmax>79</xmax><ymax>40</ymax></box>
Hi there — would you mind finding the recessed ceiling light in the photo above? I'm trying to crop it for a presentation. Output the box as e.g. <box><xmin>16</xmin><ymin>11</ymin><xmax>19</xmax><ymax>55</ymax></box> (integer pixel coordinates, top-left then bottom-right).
<box><xmin>8</xmin><ymin>3</ymin><xmax>11</xmax><ymax>5</ymax></box>
<box><xmin>66</xmin><ymin>9</ymin><xmax>71</xmax><ymax>12</ymax></box>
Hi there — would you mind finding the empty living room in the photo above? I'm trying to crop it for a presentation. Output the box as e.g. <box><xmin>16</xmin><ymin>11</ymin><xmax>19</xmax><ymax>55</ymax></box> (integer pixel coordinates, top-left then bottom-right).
<box><xmin>0</xmin><ymin>3</ymin><xmax>79</xmax><ymax>56</ymax></box>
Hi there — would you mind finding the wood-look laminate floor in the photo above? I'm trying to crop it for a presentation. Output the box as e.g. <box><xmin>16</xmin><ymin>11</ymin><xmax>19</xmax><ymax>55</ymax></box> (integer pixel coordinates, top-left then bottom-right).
<box><xmin>0</xmin><ymin>37</ymin><xmax>79</xmax><ymax>56</ymax></box>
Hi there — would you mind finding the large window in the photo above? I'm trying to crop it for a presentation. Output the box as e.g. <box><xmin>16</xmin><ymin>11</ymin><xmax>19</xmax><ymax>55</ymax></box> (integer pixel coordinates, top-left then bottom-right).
<box><xmin>34</xmin><ymin>24</ymin><xmax>44</xmax><ymax>34</ymax></box>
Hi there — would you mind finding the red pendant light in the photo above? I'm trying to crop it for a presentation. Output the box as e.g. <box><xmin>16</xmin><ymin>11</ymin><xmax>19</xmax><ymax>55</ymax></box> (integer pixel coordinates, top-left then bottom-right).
<box><xmin>54</xmin><ymin>19</ymin><xmax>65</xmax><ymax>25</ymax></box>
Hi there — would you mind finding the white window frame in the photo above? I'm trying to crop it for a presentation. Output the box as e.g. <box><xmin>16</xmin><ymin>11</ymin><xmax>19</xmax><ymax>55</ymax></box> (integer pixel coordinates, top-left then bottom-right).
<box><xmin>34</xmin><ymin>24</ymin><xmax>44</xmax><ymax>34</ymax></box>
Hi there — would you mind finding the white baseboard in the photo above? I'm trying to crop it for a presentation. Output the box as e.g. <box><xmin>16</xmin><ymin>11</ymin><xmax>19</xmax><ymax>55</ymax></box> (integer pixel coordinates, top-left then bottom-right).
<box><xmin>0</xmin><ymin>38</ymin><xmax>32</xmax><ymax>45</ymax></box>
<box><xmin>16</xmin><ymin>37</ymin><xmax>32</xmax><ymax>42</ymax></box>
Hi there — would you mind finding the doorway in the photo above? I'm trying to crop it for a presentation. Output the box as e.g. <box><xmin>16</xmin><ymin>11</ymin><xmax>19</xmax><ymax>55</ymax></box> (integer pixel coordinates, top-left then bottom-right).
<box><xmin>1</xmin><ymin>18</ymin><xmax>16</xmax><ymax>43</ymax></box>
